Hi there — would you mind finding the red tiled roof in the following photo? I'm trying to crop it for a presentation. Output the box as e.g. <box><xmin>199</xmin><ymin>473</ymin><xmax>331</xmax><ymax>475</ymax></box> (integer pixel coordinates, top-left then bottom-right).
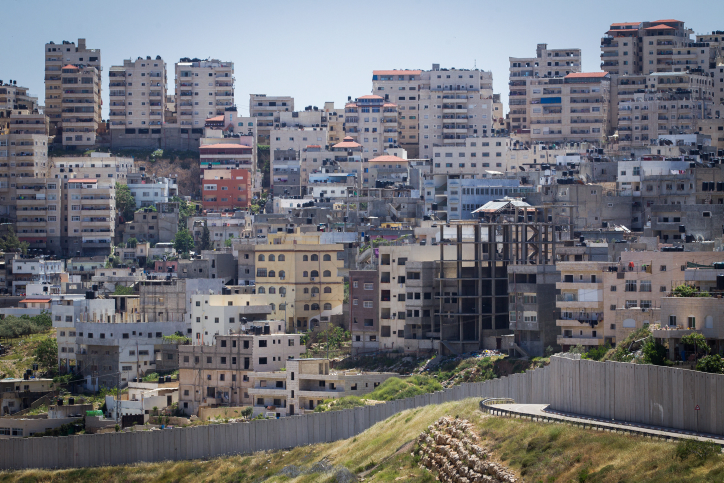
<box><xmin>343</xmin><ymin>136</ymin><xmax>354</xmax><ymax>141</ymax></box>
<box><xmin>610</xmin><ymin>22</ymin><xmax>640</xmax><ymax>27</ymax></box>
<box><xmin>206</xmin><ymin>115</ymin><xmax>224</xmax><ymax>122</ymax></box>
<box><xmin>345</xmin><ymin>102</ymin><xmax>357</xmax><ymax>108</ymax></box>
<box><xmin>373</xmin><ymin>70</ymin><xmax>422</xmax><ymax>76</ymax></box>
<box><xmin>565</xmin><ymin>72</ymin><xmax>609</xmax><ymax>79</ymax></box>
<box><xmin>369</xmin><ymin>155</ymin><xmax>407</xmax><ymax>163</ymax></box>
<box><xmin>645</xmin><ymin>24</ymin><xmax>676</xmax><ymax>30</ymax></box>
<box><xmin>20</xmin><ymin>299</ymin><xmax>50</xmax><ymax>304</ymax></box>
<box><xmin>357</xmin><ymin>95</ymin><xmax>383</xmax><ymax>100</ymax></box>
<box><xmin>200</xmin><ymin>143</ymin><xmax>251</xmax><ymax>149</ymax></box>
<box><xmin>69</xmin><ymin>178</ymin><xmax>97</xmax><ymax>183</ymax></box>
<box><xmin>652</xmin><ymin>19</ymin><xmax>683</xmax><ymax>23</ymax></box>
<box><xmin>332</xmin><ymin>141</ymin><xmax>362</xmax><ymax>149</ymax></box>
<box><xmin>62</xmin><ymin>64</ymin><xmax>79</xmax><ymax>70</ymax></box>
<box><xmin>383</xmin><ymin>103</ymin><xmax>397</xmax><ymax>107</ymax></box>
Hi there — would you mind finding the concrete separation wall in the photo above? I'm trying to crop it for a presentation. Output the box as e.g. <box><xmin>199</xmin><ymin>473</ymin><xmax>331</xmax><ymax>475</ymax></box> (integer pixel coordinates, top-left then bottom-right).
<box><xmin>1</xmin><ymin>355</ymin><xmax>722</xmax><ymax>470</ymax></box>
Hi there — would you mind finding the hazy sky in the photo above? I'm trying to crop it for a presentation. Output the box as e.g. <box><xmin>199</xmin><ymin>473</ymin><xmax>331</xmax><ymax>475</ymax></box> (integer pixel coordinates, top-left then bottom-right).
<box><xmin>3</xmin><ymin>0</ymin><xmax>723</xmax><ymax>119</ymax></box>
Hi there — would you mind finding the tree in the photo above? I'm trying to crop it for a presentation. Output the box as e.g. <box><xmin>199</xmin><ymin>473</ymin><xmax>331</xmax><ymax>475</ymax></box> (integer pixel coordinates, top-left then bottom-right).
<box><xmin>0</xmin><ymin>226</ymin><xmax>29</xmax><ymax>255</ymax></box>
<box><xmin>224</xmin><ymin>237</ymin><xmax>233</xmax><ymax>248</ymax></box>
<box><xmin>672</xmin><ymin>284</ymin><xmax>710</xmax><ymax>298</ymax></box>
<box><xmin>642</xmin><ymin>337</ymin><xmax>671</xmax><ymax>366</ymax></box>
<box><xmin>173</xmin><ymin>229</ymin><xmax>194</xmax><ymax>254</ymax></box>
<box><xmin>171</xmin><ymin>195</ymin><xmax>195</xmax><ymax>230</ymax></box>
<box><xmin>241</xmin><ymin>406</ymin><xmax>253</xmax><ymax>418</ymax></box>
<box><xmin>200</xmin><ymin>221</ymin><xmax>211</xmax><ymax>251</ymax></box>
<box><xmin>682</xmin><ymin>333</ymin><xmax>709</xmax><ymax>363</ymax></box>
<box><xmin>696</xmin><ymin>354</ymin><xmax>724</xmax><ymax>374</ymax></box>
<box><xmin>115</xmin><ymin>182</ymin><xmax>136</xmax><ymax>222</ymax></box>
<box><xmin>35</xmin><ymin>337</ymin><xmax>58</xmax><ymax>373</ymax></box>
<box><xmin>127</xmin><ymin>237</ymin><xmax>138</xmax><ymax>248</ymax></box>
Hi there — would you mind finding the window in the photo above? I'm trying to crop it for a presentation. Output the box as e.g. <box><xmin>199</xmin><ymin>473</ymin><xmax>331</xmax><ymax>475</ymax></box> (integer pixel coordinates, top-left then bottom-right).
<box><xmin>259</xmin><ymin>357</ymin><xmax>267</xmax><ymax>365</ymax></box>
<box><xmin>640</xmin><ymin>281</ymin><xmax>651</xmax><ymax>292</ymax></box>
<box><xmin>364</xmin><ymin>283</ymin><xmax>374</xmax><ymax>290</ymax></box>
<box><xmin>625</xmin><ymin>281</ymin><xmax>637</xmax><ymax>292</ymax></box>
<box><xmin>363</xmin><ymin>301</ymin><xmax>373</xmax><ymax>308</ymax></box>
<box><xmin>688</xmin><ymin>317</ymin><xmax>696</xmax><ymax>329</ymax></box>
<box><xmin>669</xmin><ymin>315</ymin><xmax>677</xmax><ymax>326</ymax></box>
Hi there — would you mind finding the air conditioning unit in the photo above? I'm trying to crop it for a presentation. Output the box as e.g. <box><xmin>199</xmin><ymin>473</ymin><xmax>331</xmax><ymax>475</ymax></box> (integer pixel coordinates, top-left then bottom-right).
<box><xmin>312</xmin><ymin>293</ymin><xmax>317</xmax><ymax>297</ymax></box>
<box><xmin>310</xmin><ymin>277</ymin><xmax>315</xmax><ymax>281</ymax></box>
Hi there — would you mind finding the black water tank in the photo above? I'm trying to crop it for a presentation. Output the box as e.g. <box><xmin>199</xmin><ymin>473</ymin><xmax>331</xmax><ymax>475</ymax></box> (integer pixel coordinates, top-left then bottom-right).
<box><xmin>602</xmin><ymin>221</ymin><xmax>608</xmax><ymax>228</ymax></box>
<box><xmin>165</xmin><ymin>375</ymin><xmax>172</xmax><ymax>383</ymax></box>
<box><xmin>717</xmin><ymin>275</ymin><xmax>724</xmax><ymax>291</ymax></box>
<box><xmin>86</xmin><ymin>291</ymin><xmax>95</xmax><ymax>299</ymax></box>
<box><xmin>679</xmin><ymin>225</ymin><xmax>686</xmax><ymax>233</ymax></box>
<box><xmin>57</xmin><ymin>398</ymin><xmax>63</xmax><ymax>406</ymax></box>
<box><xmin>158</xmin><ymin>377</ymin><xmax>164</xmax><ymax>384</ymax></box>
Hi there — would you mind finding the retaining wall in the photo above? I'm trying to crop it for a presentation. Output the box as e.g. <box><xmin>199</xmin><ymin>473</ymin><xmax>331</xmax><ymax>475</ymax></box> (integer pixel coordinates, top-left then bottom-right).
<box><xmin>1</xmin><ymin>355</ymin><xmax>722</xmax><ymax>470</ymax></box>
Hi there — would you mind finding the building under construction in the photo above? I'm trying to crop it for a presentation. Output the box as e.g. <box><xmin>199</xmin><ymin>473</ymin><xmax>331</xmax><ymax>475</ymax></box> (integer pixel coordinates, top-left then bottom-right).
<box><xmin>430</xmin><ymin>202</ymin><xmax>558</xmax><ymax>354</ymax></box>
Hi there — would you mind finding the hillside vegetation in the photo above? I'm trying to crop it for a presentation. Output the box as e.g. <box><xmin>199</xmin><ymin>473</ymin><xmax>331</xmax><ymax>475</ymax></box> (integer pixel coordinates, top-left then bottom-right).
<box><xmin>2</xmin><ymin>398</ymin><xmax>722</xmax><ymax>482</ymax></box>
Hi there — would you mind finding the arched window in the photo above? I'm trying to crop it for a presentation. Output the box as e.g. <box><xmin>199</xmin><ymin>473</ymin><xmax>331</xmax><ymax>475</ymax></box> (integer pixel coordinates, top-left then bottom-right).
<box><xmin>279</xmin><ymin>270</ymin><xmax>285</xmax><ymax>279</ymax></box>
<box><xmin>311</xmin><ymin>270</ymin><xmax>319</xmax><ymax>278</ymax></box>
<box><xmin>304</xmin><ymin>304</ymin><xmax>310</xmax><ymax>311</ymax></box>
<box><xmin>324</xmin><ymin>287</ymin><xmax>332</xmax><ymax>293</ymax></box>
<box><xmin>303</xmin><ymin>255</ymin><xmax>308</xmax><ymax>261</ymax></box>
<box><xmin>311</xmin><ymin>254</ymin><xmax>319</xmax><ymax>261</ymax></box>
<box><xmin>268</xmin><ymin>254</ymin><xmax>275</xmax><ymax>261</ymax></box>
<box><xmin>303</xmin><ymin>288</ymin><xmax>309</xmax><ymax>294</ymax></box>
<box><xmin>311</xmin><ymin>303</ymin><xmax>320</xmax><ymax>311</ymax></box>
<box><xmin>270</xmin><ymin>303</ymin><xmax>275</xmax><ymax>311</ymax></box>
<box><xmin>303</xmin><ymin>271</ymin><xmax>308</xmax><ymax>277</ymax></box>
<box><xmin>268</xmin><ymin>287</ymin><xmax>276</xmax><ymax>294</ymax></box>
<box><xmin>323</xmin><ymin>254</ymin><xmax>331</xmax><ymax>261</ymax></box>
<box><xmin>268</xmin><ymin>270</ymin><xmax>275</xmax><ymax>277</ymax></box>
<box><xmin>278</xmin><ymin>254</ymin><xmax>285</xmax><ymax>261</ymax></box>
<box><xmin>258</xmin><ymin>254</ymin><xmax>265</xmax><ymax>261</ymax></box>
<box><xmin>312</xmin><ymin>287</ymin><xmax>320</xmax><ymax>294</ymax></box>
<box><xmin>323</xmin><ymin>303</ymin><xmax>332</xmax><ymax>310</ymax></box>
<box><xmin>323</xmin><ymin>270</ymin><xmax>331</xmax><ymax>277</ymax></box>
<box><xmin>257</xmin><ymin>287</ymin><xmax>266</xmax><ymax>294</ymax></box>
<box><xmin>279</xmin><ymin>287</ymin><xmax>286</xmax><ymax>296</ymax></box>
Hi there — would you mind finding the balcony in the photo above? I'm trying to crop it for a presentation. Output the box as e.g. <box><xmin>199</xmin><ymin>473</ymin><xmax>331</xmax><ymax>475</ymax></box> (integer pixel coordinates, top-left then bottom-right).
<box><xmin>557</xmin><ymin>335</ymin><xmax>604</xmax><ymax>346</ymax></box>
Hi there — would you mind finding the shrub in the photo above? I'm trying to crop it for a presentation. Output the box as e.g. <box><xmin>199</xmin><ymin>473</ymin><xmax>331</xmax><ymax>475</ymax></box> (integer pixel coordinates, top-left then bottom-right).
<box><xmin>365</xmin><ymin>375</ymin><xmax>442</xmax><ymax>401</ymax></box>
<box><xmin>696</xmin><ymin>354</ymin><xmax>724</xmax><ymax>374</ymax></box>
<box><xmin>675</xmin><ymin>439</ymin><xmax>720</xmax><ymax>461</ymax></box>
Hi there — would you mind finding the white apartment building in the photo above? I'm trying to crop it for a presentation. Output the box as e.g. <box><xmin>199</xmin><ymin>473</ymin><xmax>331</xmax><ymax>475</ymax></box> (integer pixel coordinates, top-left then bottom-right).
<box><xmin>324</xmin><ymin>101</ymin><xmax>345</xmax><ymax>146</ymax></box>
<box><xmin>509</xmin><ymin>44</ymin><xmax>582</xmax><ymax>133</ymax></box>
<box><xmin>556</xmin><ymin>262</ymin><xmax>607</xmax><ymax>349</ymax></box>
<box><xmin>430</xmin><ymin>137</ymin><xmax>513</xmax><ymax>175</ymax></box>
<box><xmin>175</xmin><ymin>59</ymin><xmax>234</xmax><ymax>128</ymax></box>
<box><xmin>188</xmin><ymin>292</ymin><xmax>273</xmax><ymax>344</ymax></box>
<box><xmin>418</xmin><ymin>65</ymin><xmax>495</xmax><ymax>159</ymax></box>
<box><xmin>108</xmin><ymin>56</ymin><xmax>167</xmax><ymax>130</ymax></box>
<box><xmin>344</xmin><ymin>95</ymin><xmax>399</xmax><ymax>159</ymax></box>
<box><xmin>44</xmin><ymin>39</ymin><xmax>101</xmax><ymax>146</ymax></box>
<box><xmin>52</xmin><ymin>297</ymin><xmax>115</xmax><ymax>372</ymax></box>
<box><xmin>372</xmin><ymin>70</ymin><xmax>422</xmax><ymax>157</ymax></box>
<box><xmin>249</xmin><ymin>94</ymin><xmax>294</xmax><ymax>144</ymax></box>
<box><xmin>126</xmin><ymin>174</ymin><xmax>177</xmax><ymax>208</ymax></box>
<box><xmin>11</xmin><ymin>258</ymin><xmax>65</xmax><ymax>296</ymax></box>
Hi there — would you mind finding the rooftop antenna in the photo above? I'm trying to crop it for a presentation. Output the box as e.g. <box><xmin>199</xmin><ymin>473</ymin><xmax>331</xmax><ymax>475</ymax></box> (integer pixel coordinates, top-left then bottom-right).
<box><xmin>474</xmin><ymin>59</ymin><xmax>476</xmax><ymax>69</ymax></box>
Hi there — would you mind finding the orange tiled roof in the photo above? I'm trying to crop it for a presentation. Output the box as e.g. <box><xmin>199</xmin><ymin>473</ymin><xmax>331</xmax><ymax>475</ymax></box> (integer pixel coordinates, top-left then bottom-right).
<box><xmin>645</xmin><ymin>24</ymin><xmax>676</xmax><ymax>30</ymax></box>
<box><xmin>20</xmin><ymin>299</ymin><xmax>50</xmax><ymax>304</ymax></box>
<box><xmin>357</xmin><ymin>95</ymin><xmax>384</xmax><ymax>100</ymax></box>
<box><xmin>69</xmin><ymin>178</ymin><xmax>97</xmax><ymax>183</ymax></box>
<box><xmin>652</xmin><ymin>19</ymin><xmax>683</xmax><ymax>23</ymax></box>
<box><xmin>369</xmin><ymin>155</ymin><xmax>407</xmax><ymax>163</ymax></box>
<box><xmin>206</xmin><ymin>115</ymin><xmax>224</xmax><ymax>122</ymax></box>
<box><xmin>62</xmin><ymin>64</ymin><xmax>79</xmax><ymax>70</ymax></box>
<box><xmin>332</xmin><ymin>140</ymin><xmax>362</xmax><ymax>149</ymax></box>
<box><xmin>610</xmin><ymin>22</ymin><xmax>641</xmax><ymax>27</ymax></box>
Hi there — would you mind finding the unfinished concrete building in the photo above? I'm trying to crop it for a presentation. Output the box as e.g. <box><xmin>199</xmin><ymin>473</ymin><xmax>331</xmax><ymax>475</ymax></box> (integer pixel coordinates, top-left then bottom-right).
<box><xmin>431</xmin><ymin>205</ymin><xmax>557</xmax><ymax>354</ymax></box>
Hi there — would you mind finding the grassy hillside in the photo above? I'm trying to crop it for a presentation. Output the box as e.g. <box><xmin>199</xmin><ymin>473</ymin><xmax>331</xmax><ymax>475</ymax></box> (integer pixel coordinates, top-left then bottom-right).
<box><xmin>2</xmin><ymin>398</ymin><xmax>722</xmax><ymax>482</ymax></box>
<box><xmin>0</xmin><ymin>329</ymin><xmax>54</xmax><ymax>379</ymax></box>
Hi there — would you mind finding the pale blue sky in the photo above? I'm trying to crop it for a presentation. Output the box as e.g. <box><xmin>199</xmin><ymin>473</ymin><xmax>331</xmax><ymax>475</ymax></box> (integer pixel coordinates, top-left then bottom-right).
<box><xmin>3</xmin><ymin>0</ymin><xmax>722</xmax><ymax>119</ymax></box>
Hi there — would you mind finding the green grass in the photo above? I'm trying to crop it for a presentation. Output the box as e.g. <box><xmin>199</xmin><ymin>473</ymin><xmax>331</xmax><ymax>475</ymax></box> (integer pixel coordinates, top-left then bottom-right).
<box><xmin>313</xmin><ymin>396</ymin><xmax>367</xmax><ymax>412</ymax></box>
<box><xmin>365</xmin><ymin>375</ymin><xmax>442</xmax><ymax>401</ymax></box>
<box><xmin>142</xmin><ymin>369</ymin><xmax>179</xmax><ymax>382</ymax></box>
<box><xmin>2</xmin><ymin>399</ymin><xmax>723</xmax><ymax>482</ymax></box>
<box><xmin>0</xmin><ymin>329</ymin><xmax>55</xmax><ymax>379</ymax></box>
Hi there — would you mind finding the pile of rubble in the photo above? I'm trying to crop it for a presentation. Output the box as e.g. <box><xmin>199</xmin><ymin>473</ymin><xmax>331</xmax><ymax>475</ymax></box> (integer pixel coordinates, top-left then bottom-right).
<box><xmin>415</xmin><ymin>417</ymin><xmax>516</xmax><ymax>483</ymax></box>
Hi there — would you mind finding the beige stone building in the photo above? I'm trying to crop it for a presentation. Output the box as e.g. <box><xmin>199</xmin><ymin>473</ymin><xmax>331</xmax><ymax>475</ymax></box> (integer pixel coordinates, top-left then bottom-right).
<box><xmin>430</xmin><ymin>137</ymin><xmax>514</xmax><ymax>176</ymax></box>
<box><xmin>344</xmin><ymin>95</ymin><xmax>399</xmax><ymax>160</ymax></box>
<box><xmin>0</xmin><ymin>82</ymin><xmax>38</xmax><ymax>133</ymax></box>
<box><xmin>372</xmin><ymin>70</ymin><xmax>422</xmax><ymax>157</ymax></box>
<box><xmin>601</xmin><ymin>251</ymin><xmax>724</xmax><ymax>346</ymax></box>
<box><xmin>509</xmin><ymin>44</ymin><xmax>582</xmax><ymax>133</ymax></box>
<box><xmin>324</xmin><ymin>101</ymin><xmax>346</xmax><ymax>146</ymax></box>
<box><xmin>418</xmin><ymin>66</ymin><xmax>494</xmax><ymax>159</ymax></box>
<box><xmin>248</xmin><ymin>359</ymin><xmax>396</xmax><ymax>417</ymax></box>
<box><xmin>44</xmin><ymin>39</ymin><xmax>101</xmax><ymax>148</ymax></box>
<box><xmin>177</xmin><ymin>324</ymin><xmax>303</xmax><ymax>415</ymax></box>
<box><xmin>175</xmin><ymin>59</ymin><xmax>234</xmax><ymax>128</ymax></box>
<box><xmin>556</xmin><ymin>261</ymin><xmax>607</xmax><ymax>349</ymax></box>
<box><xmin>615</xmin><ymin>71</ymin><xmax>713</xmax><ymax>147</ymax></box>
<box><xmin>601</xmin><ymin>20</ymin><xmax>712</xmax><ymax>76</ymax></box>
<box><xmin>249</xmin><ymin>94</ymin><xmax>294</xmax><ymax>144</ymax></box>
<box><xmin>108</xmin><ymin>56</ymin><xmax>167</xmax><ymax>131</ymax></box>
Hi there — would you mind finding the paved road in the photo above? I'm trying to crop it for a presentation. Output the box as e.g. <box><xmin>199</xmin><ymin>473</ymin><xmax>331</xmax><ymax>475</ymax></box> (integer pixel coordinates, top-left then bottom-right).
<box><xmin>492</xmin><ymin>403</ymin><xmax>724</xmax><ymax>444</ymax></box>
